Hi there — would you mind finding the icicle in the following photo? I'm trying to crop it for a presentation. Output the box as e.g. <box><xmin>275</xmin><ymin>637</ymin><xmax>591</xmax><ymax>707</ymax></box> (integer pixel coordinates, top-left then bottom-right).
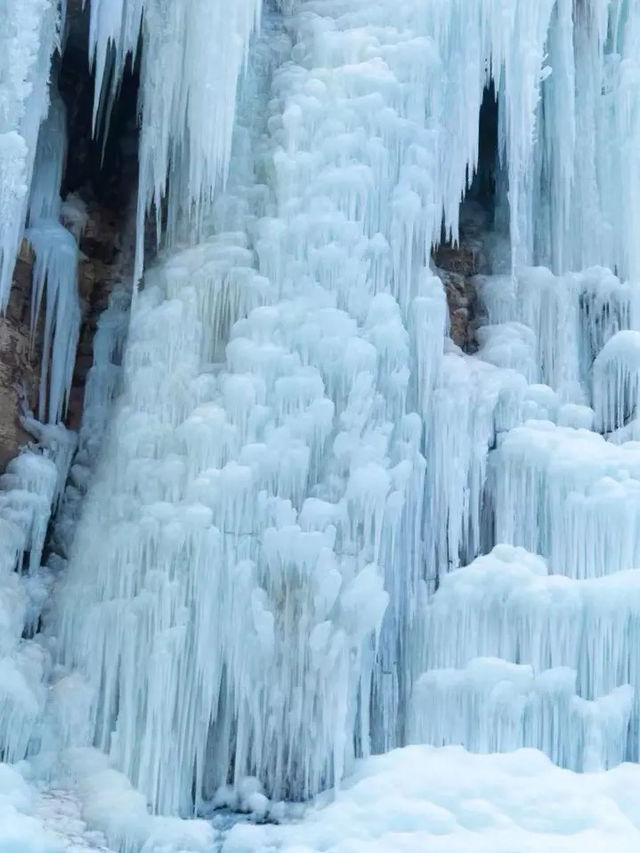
<box><xmin>0</xmin><ymin>409</ymin><xmax>76</xmax><ymax>766</ymax></box>
<box><xmin>26</xmin><ymin>222</ymin><xmax>81</xmax><ymax>425</ymax></box>
<box><xmin>27</xmin><ymin>91</ymin><xmax>66</xmax><ymax>225</ymax></box>
<box><xmin>409</xmin><ymin>657</ymin><xmax>633</xmax><ymax>772</ymax></box>
<box><xmin>414</xmin><ymin>544</ymin><xmax>640</xmax><ymax>762</ymax></box>
<box><xmin>87</xmin><ymin>0</ymin><xmax>263</xmax><ymax>281</ymax></box>
<box><xmin>0</xmin><ymin>0</ymin><xmax>62</xmax><ymax>308</ymax></box>
<box><xmin>492</xmin><ymin>419</ymin><xmax>640</xmax><ymax>579</ymax></box>
<box><xmin>593</xmin><ymin>330</ymin><xmax>640</xmax><ymax>432</ymax></box>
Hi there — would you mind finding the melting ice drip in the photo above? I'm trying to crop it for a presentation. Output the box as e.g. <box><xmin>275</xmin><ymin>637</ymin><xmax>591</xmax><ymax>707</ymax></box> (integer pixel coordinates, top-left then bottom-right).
<box><xmin>4</xmin><ymin>0</ymin><xmax>640</xmax><ymax>837</ymax></box>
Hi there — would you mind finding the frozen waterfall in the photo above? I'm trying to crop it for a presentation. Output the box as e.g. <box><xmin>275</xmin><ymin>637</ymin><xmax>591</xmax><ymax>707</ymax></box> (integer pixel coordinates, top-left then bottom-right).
<box><xmin>4</xmin><ymin>0</ymin><xmax>640</xmax><ymax>851</ymax></box>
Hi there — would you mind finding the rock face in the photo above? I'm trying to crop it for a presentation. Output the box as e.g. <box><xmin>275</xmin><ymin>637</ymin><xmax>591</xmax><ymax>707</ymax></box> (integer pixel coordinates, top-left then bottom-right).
<box><xmin>0</xmin><ymin>191</ymin><xmax>134</xmax><ymax>470</ymax></box>
<box><xmin>67</xmin><ymin>201</ymin><xmax>129</xmax><ymax>431</ymax></box>
<box><xmin>0</xmin><ymin>244</ymin><xmax>41</xmax><ymax>469</ymax></box>
<box><xmin>434</xmin><ymin>244</ymin><xmax>483</xmax><ymax>352</ymax></box>
<box><xmin>0</xmin><ymin>0</ymin><xmax>139</xmax><ymax>470</ymax></box>
<box><xmin>433</xmin><ymin>200</ymin><xmax>494</xmax><ymax>352</ymax></box>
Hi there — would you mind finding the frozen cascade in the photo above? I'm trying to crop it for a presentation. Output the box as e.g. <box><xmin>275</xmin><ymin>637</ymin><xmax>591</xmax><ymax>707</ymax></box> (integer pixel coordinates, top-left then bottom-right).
<box><xmin>46</xmin><ymin>0</ymin><xmax>640</xmax><ymax>826</ymax></box>
<box><xmin>7</xmin><ymin>0</ymin><xmax>640</xmax><ymax>850</ymax></box>
<box><xmin>0</xmin><ymin>414</ymin><xmax>76</xmax><ymax>766</ymax></box>
<box><xmin>593</xmin><ymin>330</ymin><xmax>640</xmax><ymax>432</ymax></box>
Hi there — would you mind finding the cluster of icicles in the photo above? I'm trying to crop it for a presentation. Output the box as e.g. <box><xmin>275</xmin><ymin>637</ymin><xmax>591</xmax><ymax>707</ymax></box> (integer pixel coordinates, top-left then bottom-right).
<box><xmin>3</xmin><ymin>0</ymin><xmax>640</xmax><ymax>831</ymax></box>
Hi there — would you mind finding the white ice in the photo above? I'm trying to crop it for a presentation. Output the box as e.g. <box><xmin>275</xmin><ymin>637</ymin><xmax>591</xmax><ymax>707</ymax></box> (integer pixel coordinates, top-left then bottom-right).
<box><xmin>5</xmin><ymin>0</ymin><xmax>640</xmax><ymax>850</ymax></box>
<box><xmin>0</xmin><ymin>0</ymin><xmax>62</xmax><ymax>307</ymax></box>
<box><xmin>48</xmin><ymin>0</ymin><xmax>640</xmax><ymax>832</ymax></box>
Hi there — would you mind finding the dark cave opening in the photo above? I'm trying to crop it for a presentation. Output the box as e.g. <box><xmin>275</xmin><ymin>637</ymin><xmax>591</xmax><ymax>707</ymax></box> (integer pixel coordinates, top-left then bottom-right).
<box><xmin>58</xmin><ymin>3</ymin><xmax>141</xmax><ymax>216</ymax></box>
<box><xmin>49</xmin><ymin>4</ymin><xmax>142</xmax><ymax>435</ymax></box>
<box><xmin>465</xmin><ymin>81</ymin><xmax>500</xmax><ymax>223</ymax></box>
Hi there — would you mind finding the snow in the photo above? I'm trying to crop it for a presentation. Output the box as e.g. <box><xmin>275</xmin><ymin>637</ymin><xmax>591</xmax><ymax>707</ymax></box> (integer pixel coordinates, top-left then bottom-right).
<box><xmin>0</xmin><ymin>763</ymin><xmax>64</xmax><ymax>853</ymax></box>
<box><xmin>222</xmin><ymin>745</ymin><xmax>640</xmax><ymax>853</ymax></box>
<box><xmin>62</xmin><ymin>749</ymin><xmax>215</xmax><ymax>853</ymax></box>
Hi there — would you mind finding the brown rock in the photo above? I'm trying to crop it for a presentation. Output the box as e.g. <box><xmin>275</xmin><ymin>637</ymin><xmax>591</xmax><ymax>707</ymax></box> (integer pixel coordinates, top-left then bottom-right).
<box><xmin>0</xmin><ymin>257</ymin><xmax>41</xmax><ymax>470</ymax></box>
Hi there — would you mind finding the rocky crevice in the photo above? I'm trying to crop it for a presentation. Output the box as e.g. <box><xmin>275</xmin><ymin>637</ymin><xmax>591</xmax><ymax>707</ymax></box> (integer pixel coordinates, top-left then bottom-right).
<box><xmin>0</xmin><ymin>244</ymin><xmax>41</xmax><ymax>469</ymax></box>
<box><xmin>0</xmin><ymin>1</ymin><xmax>140</xmax><ymax>470</ymax></box>
<box><xmin>433</xmin><ymin>202</ymin><xmax>494</xmax><ymax>353</ymax></box>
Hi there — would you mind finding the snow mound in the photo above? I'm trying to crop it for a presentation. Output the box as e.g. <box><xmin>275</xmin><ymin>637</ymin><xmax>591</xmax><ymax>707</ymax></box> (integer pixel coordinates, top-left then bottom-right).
<box><xmin>222</xmin><ymin>745</ymin><xmax>640</xmax><ymax>853</ymax></box>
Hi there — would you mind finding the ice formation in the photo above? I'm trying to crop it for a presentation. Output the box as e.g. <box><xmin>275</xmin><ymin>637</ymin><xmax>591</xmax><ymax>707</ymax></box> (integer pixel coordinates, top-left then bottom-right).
<box><xmin>0</xmin><ymin>0</ymin><xmax>63</xmax><ymax>307</ymax></box>
<box><xmin>5</xmin><ymin>0</ymin><xmax>640</xmax><ymax>850</ymax></box>
<box><xmin>409</xmin><ymin>658</ymin><xmax>633</xmax><ymax>772</ymax></box>
<box><xmin>25</xmin><ymin>85</ymin><xmax>83</xmax><ymax>426</ymax></box>
<box><xmin>87</xmin><ymin>0</ymin><xmax>263</xmax><ymax>280</ymax></box>
<box><xmin>0</xmin><ymin>415</ymin><xmax>76</xmax><ymax>773</ymax></box>
<box><xmin>44</xmin><ymin>0</ymin><xmax>640</xmax><ymax>828</ymax></box>
<box><xmin>593</xmin><ymin>330</ymin><xmax>640</xmax><ymax>432</ymax></box>
<box><xmin>491</xmin><ymin>422</ymin><xmax>640</xmax><ymax>578</ymax></box>
<box><xmin>26</xmin><ymin>222</ymin><xmax>81</xmax><ymax>425</ymax></box>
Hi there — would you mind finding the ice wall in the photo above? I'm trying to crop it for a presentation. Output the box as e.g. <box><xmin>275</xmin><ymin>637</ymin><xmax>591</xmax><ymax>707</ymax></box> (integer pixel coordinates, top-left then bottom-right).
<box><xmin>413</xmin><ymin>545</ymin><xmax>640</xmax><ymax>766</ymax></box>
<box><xmin>31</xmin><ymin>0</ymin><xmax>640</xmax><ymax>833</ymax></box>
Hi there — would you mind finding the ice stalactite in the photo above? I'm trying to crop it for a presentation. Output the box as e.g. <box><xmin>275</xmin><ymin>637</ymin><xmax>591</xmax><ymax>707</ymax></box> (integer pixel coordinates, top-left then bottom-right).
<box><xmin>56</xmin><ymin>3</ymin><xmax>439</xmax><ymax>811</ymax></box>
<box><xmin>26</xmin><ymin>222</ymin><xmax>80</xmax><ymax>425</ymax></box>
<box><xmin>490</xmin><ymin>420</ymin><xmax>640</xmax><ymax>579</ymax></box>
<box><xmin>49</xmin><ymin>281</ymin><xmax>132</xmax><ymax>558</ymax></box>
<box><xmin>0</xmin><ymin>0</ymin><xmax>63</xmax><ymax>308</ymax></box>
<box><xmin>593</xmin><ymin>330</ymin><xmax>640</xmax><ymax>432</ymax></box>
<box><xmin>28</xmin><ymin>91</ymin><xmax>67</xmax><ymax>225</ymax></box>
<box><xmin>23</xmin><ymin>87</ymin><xmax>82</xmax><ymax>427</ymax></box>
<box><xmin>87</xmin><ymin>0</ymin><xmax>263</xmax><ymax>281</ymax></box>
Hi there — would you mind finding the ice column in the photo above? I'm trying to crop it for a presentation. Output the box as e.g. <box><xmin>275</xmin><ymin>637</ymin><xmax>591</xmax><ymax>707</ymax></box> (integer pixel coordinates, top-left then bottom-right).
<box><xmin>0</xmin><ymin>0</ymin><xmax>62</xmax><ymax>307</ymax></box>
